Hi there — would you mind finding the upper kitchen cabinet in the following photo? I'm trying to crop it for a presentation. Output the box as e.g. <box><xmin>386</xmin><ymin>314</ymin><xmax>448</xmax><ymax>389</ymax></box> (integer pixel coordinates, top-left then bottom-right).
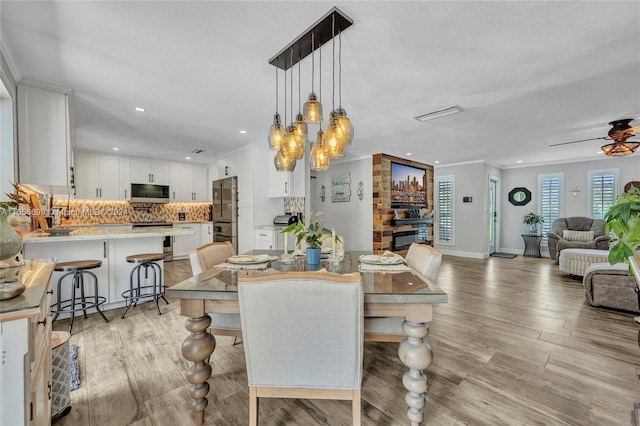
<box><xmin>218</xmin><ymin>151</ymin><xmax>237</xmax><ymax>178</ymax></box>
<box><xmin>17</xmin><ymin>81</ymin><xmax>75</xmax><ymax>193</ymax></box>
<box><xmin>131</xmin><ymin>159</ymin><xmax>170</xmax><ymax>185</ymax></box>
<box><xmin>170</xmin><ymin>162</ymin><xmax>208</xmax><ymax>201</ymax></box>
<box><xmin>119</xmin><ymin>157</ymin><xmax>131</xmax><ymax>199</ymax></box>
<box><xmin>268</xmin><ymin>156</ymin><xmax>305</xmax><ymax>198</ymax></box>
<box><xmin>75</xmin><ymin>151</ymin><xmax>122</xmax><ymax>200</ymax></box>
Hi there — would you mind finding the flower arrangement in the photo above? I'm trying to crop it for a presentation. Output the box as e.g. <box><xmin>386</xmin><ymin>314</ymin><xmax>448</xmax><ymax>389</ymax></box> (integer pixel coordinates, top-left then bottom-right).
<box><xmin>282</xmin><ymin>212</ymin><xmax>337</xmax><ymax>249</ymax></box>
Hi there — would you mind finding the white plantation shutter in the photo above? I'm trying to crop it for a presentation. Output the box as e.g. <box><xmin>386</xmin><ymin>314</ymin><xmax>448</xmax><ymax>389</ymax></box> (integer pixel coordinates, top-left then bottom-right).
<box><xmin>436</xmin><ymin>175</ymin><xmax>454</xmax><ymax>244</ymax></box>
<box><xmin>539</xmin><ymin>174</ymin><xmax>563</xmax><ymax>240</ymax></box>
<box><xmin>589</xmin><ymin>169</ymin><xmax>618</xmax><ymax>219</ymax></box>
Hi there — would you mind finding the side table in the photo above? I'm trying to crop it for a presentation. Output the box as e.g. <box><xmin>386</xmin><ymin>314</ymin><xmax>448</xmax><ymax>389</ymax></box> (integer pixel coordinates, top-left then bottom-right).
<box><xmin>521</xmin><ymin>234</ymin><xmax>542</xmax><ymax>257</ymax></box>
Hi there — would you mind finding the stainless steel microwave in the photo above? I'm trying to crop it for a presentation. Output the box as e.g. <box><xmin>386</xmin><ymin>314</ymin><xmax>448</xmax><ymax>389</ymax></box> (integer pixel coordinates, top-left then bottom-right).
<box><xmin>130</xmin><ymin>183</ymin><xmax>170</xmax><ymax>203</ymax></box>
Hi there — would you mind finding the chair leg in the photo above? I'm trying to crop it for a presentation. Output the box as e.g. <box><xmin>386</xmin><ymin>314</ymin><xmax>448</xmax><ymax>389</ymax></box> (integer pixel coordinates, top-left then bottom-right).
<box><xmin>249</xmin><ymin>387</ymin><xmax>258</xmax><ymax>426</ymax></box>
<box><xmin>352</xmin><ymin>389</ymin><xmax>361</xmax><ymax>426</ymax></box>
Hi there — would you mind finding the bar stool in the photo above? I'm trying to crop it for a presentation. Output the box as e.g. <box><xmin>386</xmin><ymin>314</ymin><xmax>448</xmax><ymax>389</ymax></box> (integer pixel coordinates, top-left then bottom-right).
<box><xmin>50</xmin><ymin>260</ymin><xmax>109</xmax><ymax>334</ymax></box>
<box><xmin>121</xmin><ymin>253</ymin><xmax>168</xmax><ymax>318</ymax></box>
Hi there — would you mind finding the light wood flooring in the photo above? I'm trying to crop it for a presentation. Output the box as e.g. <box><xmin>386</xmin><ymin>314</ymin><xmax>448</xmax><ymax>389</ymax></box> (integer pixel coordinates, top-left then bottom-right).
<box><xmin>52</xmin><ymin>255</ymin><xmax>640</xmax><ymax>426</ymax></box>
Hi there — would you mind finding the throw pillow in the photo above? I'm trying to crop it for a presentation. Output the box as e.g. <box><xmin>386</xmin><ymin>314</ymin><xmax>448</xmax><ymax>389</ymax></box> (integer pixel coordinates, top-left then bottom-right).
<box><xmin>562</xmin><ymin>230</ymin><xmax>595</xmax><ymax>242</ymax></box>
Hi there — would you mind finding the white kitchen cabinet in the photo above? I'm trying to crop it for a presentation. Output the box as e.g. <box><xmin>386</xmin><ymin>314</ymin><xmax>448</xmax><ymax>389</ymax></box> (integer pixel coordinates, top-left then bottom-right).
<box><xmin>201</xmin><ymin>223</ymin><xmax>213</xmax><ymax>245</ymax></box>
<box><xmin>218</xmin><ymin>151</ymin><xmax>238</xmax><ymax>178</ymax></box>
<box><xmin>268</xmin><ymin>158</ymin><xmax>305</xmax><ymax>197</ymax></box>
<box><xmin>23</xmin><ymin>240</ymin><xmax>109</xmax><ymax>311</ymax></box>
<box><xmin>171</xmin><ymin>163</ymin><xmax>209</xmax><ymax>201</ymax></box>
<box><xmin>131</xmin><ymin>159</ymin><xmax>170</xmax><ymax>185</ymax></box>
<box><xmin>75</xmin><ymin>151</ymin><xmax>121</xmax><ymax>200</ymax></box>
<box><xmin>17</xmin><ymin>81</ymin><xmax>74</xmax><ymax>193</ymax></box>
<box><xmin>119</xmin><ymin>157</ymin><xmax>131</xmax><ymax>200</ymax></box>
<box><xmin>255</xmin><ymin>228</ymin><xmax>277</xmax><ymax>250</ymax></box>
<box><xmin>173</xmin><ymin>223</ymin><xmax>203</xmax><ymax>259</ymax></box>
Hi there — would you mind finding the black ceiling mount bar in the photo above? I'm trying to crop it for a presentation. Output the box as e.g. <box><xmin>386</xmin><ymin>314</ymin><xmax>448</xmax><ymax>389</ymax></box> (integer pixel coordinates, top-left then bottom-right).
<box><xmin>268</xmin><ymin>7</ymin><xmax>353</xmax><ymax>70</ymax></box>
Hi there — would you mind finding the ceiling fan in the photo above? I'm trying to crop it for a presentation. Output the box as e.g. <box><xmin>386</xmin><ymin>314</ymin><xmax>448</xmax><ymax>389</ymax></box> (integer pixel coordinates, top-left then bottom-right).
<box><xmin>549</xmin><ymin>118</ymin><xmax>640</xmax><ymax>157</ymax></box>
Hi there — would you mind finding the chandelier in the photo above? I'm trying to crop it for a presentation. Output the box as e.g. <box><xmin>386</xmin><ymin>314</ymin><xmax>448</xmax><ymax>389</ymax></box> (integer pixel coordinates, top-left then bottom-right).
<box><xmin>268</xmin><ymin>7</ymin><xmax>354</xmax><ymax>172</ymax></box>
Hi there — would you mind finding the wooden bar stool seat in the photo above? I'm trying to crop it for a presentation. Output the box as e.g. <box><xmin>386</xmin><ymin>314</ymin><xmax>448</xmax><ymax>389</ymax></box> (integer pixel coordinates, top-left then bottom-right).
<box><xmin>50</xmin><ymin>260</ymin><xmax>109</xmax><ymax>334</ymax></box>
<box><xmin>121</xmin><ymin>253</ymin><xmax>168</xmax><ymax>318</ymax></box>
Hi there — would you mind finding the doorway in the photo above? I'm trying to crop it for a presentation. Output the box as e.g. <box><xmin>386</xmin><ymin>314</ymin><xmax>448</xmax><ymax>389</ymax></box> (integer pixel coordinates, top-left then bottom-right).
<box><xmin>488</xmin><ymin>177</ymin><xmax>500</xmax><ymax>254</ymax></box>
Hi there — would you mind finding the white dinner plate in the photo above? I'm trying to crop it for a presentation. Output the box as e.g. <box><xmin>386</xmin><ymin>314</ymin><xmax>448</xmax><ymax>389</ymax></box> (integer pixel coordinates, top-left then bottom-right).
<box><xmin>359</xmin><ymin>254</ymin><xmax>405</xmax><ymax>265</ymax></box>
<box><xmin>226</xmin><ymin>255</ymin><xmax>273</xmax><ymax>265</ymax></box>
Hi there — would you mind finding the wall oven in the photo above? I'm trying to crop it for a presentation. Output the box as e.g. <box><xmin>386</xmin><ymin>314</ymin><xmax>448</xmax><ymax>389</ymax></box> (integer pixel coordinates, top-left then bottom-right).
<box><xmin>131</xmin><ymin>222</ymin><xmax>174</xmax><ymax>261</ymax></box>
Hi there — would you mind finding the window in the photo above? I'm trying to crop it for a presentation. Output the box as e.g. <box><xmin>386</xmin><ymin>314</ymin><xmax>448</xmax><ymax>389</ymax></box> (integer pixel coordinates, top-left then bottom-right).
<box><xmin>538</xmin><ymin>173</ymin><xmax>563</xmax><ymax>240</ymax></box>
<box><xmin>588</xmin><ymin>169</ymin><xmax>618</xmax><ymax>219</ymax></box>
<box><xmin>435</xmin><ymin>175</ymin><xmax>454</xmax><ymax>245</ymax></box>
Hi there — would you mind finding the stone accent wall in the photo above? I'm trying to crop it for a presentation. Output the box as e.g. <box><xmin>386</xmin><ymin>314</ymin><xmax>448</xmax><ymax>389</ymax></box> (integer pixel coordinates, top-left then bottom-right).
<box><xmin>372</xmin><ymin>153</ymin><xmax>434</xmax><ymax>252</ymax></box>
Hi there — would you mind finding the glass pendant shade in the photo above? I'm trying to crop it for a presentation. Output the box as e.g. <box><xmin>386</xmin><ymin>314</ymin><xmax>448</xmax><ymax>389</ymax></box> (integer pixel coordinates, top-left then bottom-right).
<box><xmin>322</xmin><ymin>111</ymin><xmax>347</xmax><ymax>158</ymax></box>
<box><xmin>601</xmin><ymin>141</ymin><xmax>640</xmax><ymax>157</ymax></box>
<box><xmin>310</xmin><ymin>131</ymin><xmax>330</xmax><ymax>171</ymax></box>
<box><xmin>274</xmin><ymin>150</ymin><xmax>296</xmax><ymax>172</ymax></box>
<box><xmin>280</xmin><ymin>125</ymin><xmax>304</xmax><ymax>160</ymax></box>
<box><xmin>303</xmin><ymin>92</ymin><xmax>323</xmax><ymax>123</ymax></box>
<box><xmin>268</xmin><ymin>113</ymin><xmax>285</xmax><ymax>150</ymax></box>
<box><xmin>335</xmin><ymin>107</ymin><xmax>354</xmax><ymax>145</ymax></box>
<box><xmin>294</xmin><ymin>113</ymin><xmax>308</xmax><ymax>141</ymax></box>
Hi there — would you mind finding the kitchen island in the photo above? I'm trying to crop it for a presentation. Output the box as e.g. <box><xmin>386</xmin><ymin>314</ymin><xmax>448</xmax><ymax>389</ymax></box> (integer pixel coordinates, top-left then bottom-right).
<box><xmin>23</xmin><ymin>226</ymin><xmax>195</xmax><ymax>313</ymax></box>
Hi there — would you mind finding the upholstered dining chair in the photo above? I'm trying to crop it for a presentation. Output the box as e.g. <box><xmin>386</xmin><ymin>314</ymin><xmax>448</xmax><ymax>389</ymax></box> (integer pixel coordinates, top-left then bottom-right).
<box><xmin>238</xmin><ymin>271</ymin><xmax>364</xmax><ymax>426</ymax></box>
<box><xmin>364</xmin><ymin>243</ymin><xmax>442</xmax><ymax>343</ymax></box>
<box><xmin>188</xmin><ymin>241</ymin><xmax>241</xmax><ymax>339</ymax></box>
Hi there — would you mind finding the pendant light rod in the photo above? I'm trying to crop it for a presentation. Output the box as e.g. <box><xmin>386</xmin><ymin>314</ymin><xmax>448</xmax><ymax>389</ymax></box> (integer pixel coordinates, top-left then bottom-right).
<box><xmin>268</xmin><ymin>7</ymin><xmax>353</xmax><ymax>70</ymax></box>
<box><xmin>338</xmin><ymin>28</ymin><xmax>342</xmax><ymax>108</ymax></box>
<box><xmin>275</xmin><ymin>66</ymin><xmax>279</xmax><ymax>112</ymax></box>
<box><xmin>290</xmin><ymin>48</ymin><xmax>294</xmax><ymax>123</ymax></box>
<box><xmin>331</xmin><ymin>14</ymin><xmax>335</xmax><ymax>112</ymax></box>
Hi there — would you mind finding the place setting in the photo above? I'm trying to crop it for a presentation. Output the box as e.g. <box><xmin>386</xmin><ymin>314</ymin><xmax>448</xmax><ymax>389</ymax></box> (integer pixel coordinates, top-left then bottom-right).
<box><xmin>358</xmin><ymin>251</ymin><xmax>412</xmax><ymax>273</ymax></box>
<box><xmin>214</xmin><ymin>254</ymin><xmax>279</xmax><ymax>270</ymax></box>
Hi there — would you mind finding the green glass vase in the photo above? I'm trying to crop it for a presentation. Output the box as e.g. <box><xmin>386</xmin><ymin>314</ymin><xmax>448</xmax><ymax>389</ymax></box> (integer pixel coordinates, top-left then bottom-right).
<box><xmin>0</xmin><ymin>212</ymin><xmax>23</xmax><ymax>260</ymax></box>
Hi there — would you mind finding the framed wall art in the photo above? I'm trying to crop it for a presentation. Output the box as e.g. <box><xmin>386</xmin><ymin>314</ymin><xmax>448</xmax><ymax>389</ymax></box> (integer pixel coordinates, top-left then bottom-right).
<box><xmin>331</xmin><ymin>172</ymin><xmax>351</xmax><ymax>202</ymax></box>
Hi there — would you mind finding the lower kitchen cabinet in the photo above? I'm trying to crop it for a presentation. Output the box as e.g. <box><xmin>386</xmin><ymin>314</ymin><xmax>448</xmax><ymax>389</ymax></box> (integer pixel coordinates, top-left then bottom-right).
<box><xmin>173</xmin><ymin>223</ymin><xmax>203</xmax><ymax>259</ymax></box>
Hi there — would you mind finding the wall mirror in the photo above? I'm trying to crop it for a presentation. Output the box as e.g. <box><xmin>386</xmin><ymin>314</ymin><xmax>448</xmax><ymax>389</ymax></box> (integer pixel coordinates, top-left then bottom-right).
<box><xmin>508</xmin><ymin>187</ymin><xmax>531</xmax><ymax>206</ymax></box>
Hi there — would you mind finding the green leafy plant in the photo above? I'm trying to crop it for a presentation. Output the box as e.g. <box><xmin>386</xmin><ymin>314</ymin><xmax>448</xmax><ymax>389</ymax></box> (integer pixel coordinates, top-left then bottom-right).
<box><xmin>282</xmin><ymin>212</ymin><xmax>336</xmax><ymax>249</ymax></box>
<box><xmin>604</xmin><ymin>185</ymin><xmax>640</xmax><ymax>268</ymax></box>
<box><xmin>0</xmin><ymin>183</ymin><xmax>30</xmax><ymax>215</ymax></box>
<box><xmin>522</xmin><ymin>212</ymin><xmax>544</xmax><ymax>225</ymax></box>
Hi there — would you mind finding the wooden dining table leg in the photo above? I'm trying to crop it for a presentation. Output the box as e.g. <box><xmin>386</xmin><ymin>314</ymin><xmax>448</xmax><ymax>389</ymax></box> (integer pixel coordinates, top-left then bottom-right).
<box><xmin>181</xmin><ymin>315</ymin><xmax>216</xmax><ymax>426</ymax></box>
<box><xmin>398</xmin><ymin>304</ymin><xmax>433</xmax><ymax>426</ymax></box>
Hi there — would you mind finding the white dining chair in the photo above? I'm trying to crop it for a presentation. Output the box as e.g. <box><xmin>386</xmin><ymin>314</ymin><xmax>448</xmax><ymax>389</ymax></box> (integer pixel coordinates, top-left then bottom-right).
<box><xmin>189</xmin><ymin>241</ymin><xmax>241</xmax><ymax>339</ymax></box>
<box><xmin>364</xmin><ymin>243</ymin><xmax>442</xmax><ymax>342</ymax></box>
<box><xmin>238</xmin><ymin>271</ymin><xmax>364</xmax><ymax>426</ymax></box>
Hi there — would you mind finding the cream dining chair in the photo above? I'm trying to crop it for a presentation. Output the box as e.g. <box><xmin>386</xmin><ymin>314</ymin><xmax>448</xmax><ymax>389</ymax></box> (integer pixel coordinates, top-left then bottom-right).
<box><xmin>364</xmin><ymin>243</ymin><xmax>442</xmax><ymax>342</ymax></box>
<box><xmin>188</xmin><ymin>241</ymin><xmax>241</xmax><ymax>339</ymax></box>
<box><xmin>238</xmin><ymin>271</ymin><xmax>364</xmax><ymax>426</ymax></box>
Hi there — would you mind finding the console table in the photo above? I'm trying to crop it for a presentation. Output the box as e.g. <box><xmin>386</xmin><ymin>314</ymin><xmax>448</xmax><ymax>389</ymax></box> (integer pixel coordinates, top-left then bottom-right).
<box><xmin>521</xmin><ymin>234</ymin><xmax>542</xmax><ymax>257</ymax></box>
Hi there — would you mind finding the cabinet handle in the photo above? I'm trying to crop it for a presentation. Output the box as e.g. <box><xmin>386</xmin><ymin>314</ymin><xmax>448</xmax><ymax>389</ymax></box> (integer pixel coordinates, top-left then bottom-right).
<box><xmin>48</xmin><ymin>381</ymin><xmax>52</xmax><ymax>401</ymax></box>
<box><xmin>285</xmin><ymin>182</ymin><xmax>288</xmax><ymax>194</ymax></box>
<box><xmin>124</xmin><ymin>189</ymin><xmax>127</xmax><ymax>198</ymax></box>
<box><xmin>99</xmin><ymin>188</ymin><xmax>102</xmax><ymax>197</ymax></box>
<box><xmin>96</xmin><ymin>188</ymin><xmax>99</xmax><ymax>197</ymax></box>
<box><xmin>259</xmin><ymin>233</ymin><xmax>267</xmax><ymax>237</ymax></box>
<box><xmin>104</xmin><ymin>242</ymin><xmax>107</xmax><ymax>258</ymax></box>
<box><xmin>225</xmin><ymin>165</ymin><xmax>229</xmax><ymax>176</ymax></box>
<box><xmin>37</xmin><ymin>317</ymin><xmax>47</xmax><ymax>327</ymax></box>
<box><xmin>149</xmin><ymin>173</ymin><xmax>152</xmax><ymax>182</ymax></box>
<box><xmin>152</xmin><ymin>174</ymin><xmax>154</xmax><ymax>182</ymax></box>
<box><xmin>173</xmin><ymin>191</ymin><xmax>176</xmax><ymax>200</ymax></box>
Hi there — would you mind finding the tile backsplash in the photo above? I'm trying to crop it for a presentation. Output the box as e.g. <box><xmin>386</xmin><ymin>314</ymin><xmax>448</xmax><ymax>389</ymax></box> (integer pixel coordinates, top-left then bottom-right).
<box><xmin>284</xmin><ymin>197</ymin><xmax>305</xmax><ymax>214</ymax></box>
<box><xmin>52</xmin><ymin>199</ymin><xmax>212</xmax><ymax>225</ymax></box>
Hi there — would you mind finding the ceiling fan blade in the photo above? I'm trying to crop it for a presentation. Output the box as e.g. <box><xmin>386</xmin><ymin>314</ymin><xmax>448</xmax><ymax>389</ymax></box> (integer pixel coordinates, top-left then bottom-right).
<box><xmin>548</xmin><ymin>136</ymin><xmax>607</xmax><ymax>147</ymax></box>
<box><xmin>610</xmin><ymin>124</ymin><xmax>640</xmax><ymax>140</ymax></box>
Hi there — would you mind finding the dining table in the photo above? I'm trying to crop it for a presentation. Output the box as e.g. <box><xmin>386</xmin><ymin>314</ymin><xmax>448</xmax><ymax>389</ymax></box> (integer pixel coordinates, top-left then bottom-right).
<box><xmin>166</xmin><ymin>250</ymin><xmax>448</xmax><ymax>425</ymax></box>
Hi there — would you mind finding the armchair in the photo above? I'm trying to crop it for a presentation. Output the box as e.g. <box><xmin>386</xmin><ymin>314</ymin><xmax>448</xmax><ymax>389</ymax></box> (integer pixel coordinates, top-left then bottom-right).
<box><xmin>547</xmin><ymin>217</ymin><xmax>610</xmax><ymax>261</ymax></box>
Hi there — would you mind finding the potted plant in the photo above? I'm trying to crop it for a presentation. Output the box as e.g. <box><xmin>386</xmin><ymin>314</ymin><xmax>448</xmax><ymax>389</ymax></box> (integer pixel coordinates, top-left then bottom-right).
<box><xmin>604</xmin><ymin>185</ymin><xmax>640</xmax><ymax>269</ymax></box>
<box><xmin>282</xmin><ymin>212</ymin><xmax>334</xmax><ymax>265</ymax></box>
<box><xmin>523</xmin><ymin>212</ymin><xmax>544</xmax><ymax>235</ymax></box>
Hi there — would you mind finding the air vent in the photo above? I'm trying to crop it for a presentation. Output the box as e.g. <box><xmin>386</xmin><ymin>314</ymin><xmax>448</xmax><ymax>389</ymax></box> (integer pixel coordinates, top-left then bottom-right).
<box><xmin>191</xmin><ymin>149</ymin><xmax>205</xmax><ymax>154</ymax></box>
<box><xmin>414</xmin><ymin>105</ymin><xmax>463</xmax><ymax>122</ymax></box>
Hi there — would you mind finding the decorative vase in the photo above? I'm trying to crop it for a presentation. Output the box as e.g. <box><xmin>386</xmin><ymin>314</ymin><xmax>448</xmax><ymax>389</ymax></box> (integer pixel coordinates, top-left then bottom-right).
<box><xmin>529</xmin><ymin>224</ymin><xmax>539</xmax><ymax>235</ymax></box>
<box><xmin>0</xmin><ymin>213</ymin><xmax>23</xmax><ymax>260</ymax></box>
<box><xmin>306</xmin><ymin>247</ymin><xmax>322</xmax><ymax>265</ymax></box>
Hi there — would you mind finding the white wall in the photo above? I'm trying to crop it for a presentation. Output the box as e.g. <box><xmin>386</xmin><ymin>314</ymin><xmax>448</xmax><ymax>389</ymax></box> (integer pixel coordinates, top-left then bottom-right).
<box><xmin>0</xmin><ymin>49</ymin><xmax>17</xmax><ymax>199</ymax></box>
<box><xmin>500</xmin><ymin>155</ymin><xmax>640</xmax><ymax>254</ymax></box>
<box><xmin>309</xmin><ymin>157</ymin><xmax>373</xmax><ymax>251</ymax></box>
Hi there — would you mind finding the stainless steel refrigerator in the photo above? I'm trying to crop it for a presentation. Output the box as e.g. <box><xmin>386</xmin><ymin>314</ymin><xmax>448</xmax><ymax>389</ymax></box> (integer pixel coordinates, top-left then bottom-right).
<box><xmin>211</xmin><ymin>177</ymin><xmax>238</xmax><ymax>252</ymax></box>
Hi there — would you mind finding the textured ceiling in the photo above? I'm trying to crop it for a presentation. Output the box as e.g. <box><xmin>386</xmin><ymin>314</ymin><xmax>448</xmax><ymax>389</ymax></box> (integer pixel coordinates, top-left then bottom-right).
<box><xmin>2</xmin><ymin>1</ymin><xmax>639</xmax><ymax>167</ymax></box>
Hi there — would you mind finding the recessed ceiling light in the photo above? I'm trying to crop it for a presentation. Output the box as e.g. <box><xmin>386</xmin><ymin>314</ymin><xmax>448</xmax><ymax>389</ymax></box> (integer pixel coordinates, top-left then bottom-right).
<box><xmin>134</xmin><ymin>107</ymin><xmax>145</xmax><ymax>112</ymax></box>
<box><xmin>406</xmin><ymin>152</ymin><xmax>412</xmax><ymax>156</ymax></box>
<box><xmin>112</xmin><ymin>147</ymin><xmax>119</xmax><ymax>151</ymax></box>
<box><xmin>185</xmin><ymin>157</ymin><xmax>191</xmax><ymax>160</ymax></box>
<box><xmin>597</xmin><ymin>151</ymin><xmax>603</xmax><ymax>154</ymax></box>
<box><xmin>414</xmin><ymin>105</ymin><xmax>463</xmax><ymax>122</ymax></box>
<box><xmin>240</xmin><ymin>130</ymin><xmax>247</xmax><ymax>134</ymax></box>
<box><xmin>434</xmin><ymin>160</ymin><xmax>440</xmax><ymax>164</ymax></box>
<box><xmin>517</xmin><ymin>160</ymin><xmax>523</xmax><ymax>163</ymax></box>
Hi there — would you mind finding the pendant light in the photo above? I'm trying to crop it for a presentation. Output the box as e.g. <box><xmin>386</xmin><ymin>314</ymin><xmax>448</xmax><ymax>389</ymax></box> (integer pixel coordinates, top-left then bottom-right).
<box><xmin>335</xmin><ymin>29</ymin><xmax>354</xmax><ymax>145</ymax></box>
<box><xmin>310</xmin><ymin>129</ymin><xmax>330</xmax><ymax>171</ymax></box>
<box><xmin>294</xmin><ymin>53</ymin><xmax>308</xmax><ymax>143</ymax></box>
<box><xmin>274</xmin><ymin>150</ymin><xmax>297</xmax><ymax>172</ymax></box>
<box><xmin>280</xmin><ymin>49</ymin><xmax>305</xmax><ymax>160</ymax></box>
<box><xmin>303</xmin><ymin>32</ymin><xmax>323</xmax><ymax>123</ymax></box>
<box><xmin>601</xmin><ymin>141</ymin><xmax>640</xmax><ymax>157</ymax></box>
<box><xmin>268</xmin><ymin>65</ymin><xmax>284</xmax><ymax>150</ymax></box>
<box><xmin>322</xmin><ymin>16</ymin><xmax>347</xmax><ymax>158</ymax></box>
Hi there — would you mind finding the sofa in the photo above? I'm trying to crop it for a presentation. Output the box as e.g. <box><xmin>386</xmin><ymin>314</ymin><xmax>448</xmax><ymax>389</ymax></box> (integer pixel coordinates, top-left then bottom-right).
<box><xmin>547</xmin><ymin>217</ymin><xmax>610</xmax><ymax>261</ymax></box>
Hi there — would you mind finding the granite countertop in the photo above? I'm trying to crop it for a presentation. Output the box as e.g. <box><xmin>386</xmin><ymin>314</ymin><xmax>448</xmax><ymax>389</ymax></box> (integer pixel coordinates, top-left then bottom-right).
<box><xmin>23</xmin><ymin>226</ymin><xmax>195</xmax><ymax>243</ymax></box>
<box><xmin>0</xmin><ymin>258</ymin><xmax>56</xmax><ymax>320</ymax></box>
<box><xmin>256</xmin><ymin>224</ymin><xmax>287</xmax><ymax>231</ymax></box>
